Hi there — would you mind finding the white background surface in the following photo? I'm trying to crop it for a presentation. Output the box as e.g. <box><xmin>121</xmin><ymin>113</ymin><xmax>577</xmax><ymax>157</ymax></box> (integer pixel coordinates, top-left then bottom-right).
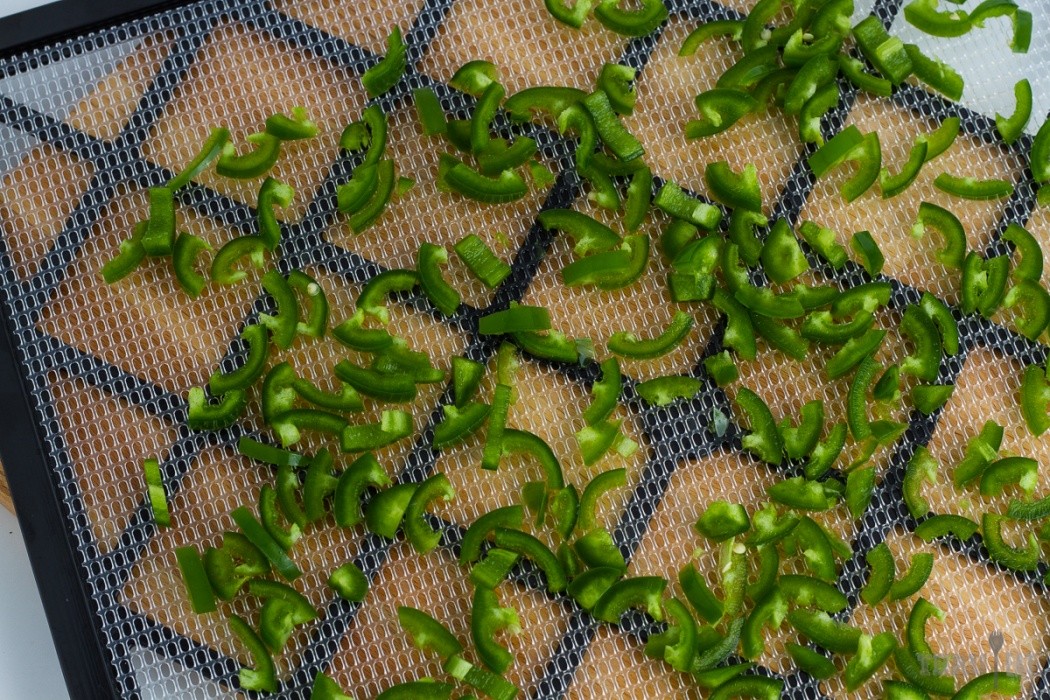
<box><xmin>0</xmin><ymin>0</ymin><xmax>70</xmax><ymax>692</ymax></box>
<box><xmin>0</xmin><ymin>0</ymin><xmax>1043</xmax><ymax>699</ymax></box>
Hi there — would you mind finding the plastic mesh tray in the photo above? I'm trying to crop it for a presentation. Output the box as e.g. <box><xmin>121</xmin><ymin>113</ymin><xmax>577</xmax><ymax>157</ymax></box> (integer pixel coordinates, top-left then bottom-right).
<box><xmin>0</xmin><ymin>0</ymin><xmax>1048</xmax><ymax>697</ymax></box>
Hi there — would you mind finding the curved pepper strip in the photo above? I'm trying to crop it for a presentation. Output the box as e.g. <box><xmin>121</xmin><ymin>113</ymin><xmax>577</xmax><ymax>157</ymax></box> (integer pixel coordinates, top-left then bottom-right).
<box><xmin>934</xmin><ymin>172</ymin><xmax>1014</xmax><ymax>201</ymax></box>
<box><xmin>919</xmin><ymin>292</ymin><xmax>959</xmax><ymax>357</ymax></box>
<box><xmin>798</xmin><ymin>220</ymin><xmax>848</xmax><ymax>269</ymax></box>
<box><xmin>881</xmin><ymin>138</ymin><xmax>929</xmax><ymax>198</ymax></box>
<box><xmin>679</xmin><ymin>19</ymin><xmax>743</xmax><ymax>55</ymax></box>
<box><xmin>713</xmin><ymin>288</ymin><xmax>758</xmax><ymax>360</ymax></box>
<box><xmin>592</xmin><ymin>576</ymin><xmax>667</xmax><ymax>623</ymax></box>
<box><xmin>679</xmin><ymin>562</ymin><xmax>723</xmax><ymax>624</ymax></box>
<box><xmin>502</xmin><ymin>429</ymin><xmax>564</xmax><ymax>488</ymax></box>
<box><xmin>471</xmin><ymin>547</ymin><xmax>519</xmax><ymax>589</ymax></box>
<box><xmin>417</xmin><ymin>243</ymin><xmax>460</xmax><ymax>316</ymax></box>
<box><xmin>492</xmin><ymin>527</ymin><xmax>567</xmax><ymax>592</ymax></box>
<box><xmin>687</xmin><ymin>88</ymin><xmax>758</xmax><ymax>138</ymax></box>
<box><xmin>693</xmin><ymin>617</ymin><xmax>745</xmax><ymax>672</ymax></box>
<box><xmin>995</xmin><ymin>78</ymin><xmax>1033</xmax><ymax>145</ymax></box>
<box><xmin>433</xmin><ymin>402</ymin><xmax>490</xmax><ymax>449</ymax></box>
<box><xmin>593</xmin><ymin>0</ymin><xmax>667</xmax><ymax>37</ymax></box>
<box><xmin>471</xmin><ymin>587</ymin><xmax>520</xmax><ymax>673</ymax></box>
<box><xmin>789</xmin><ymin>516</ymin><xmax>842</xmax><ymax>581</ymax></box>
<box><xmin>838</xmin><ymin>54</ymin><xmax>892</xmax><ymax>97</ymax></box>
<box><xmin>906</xmin><ymin>598</ymin><xmax>945</xmax><ymax>669</ymax></box>
<box><xmin>259</xmin><ymin>484</ymin><xmax>301</xmax><ymax>550</ymax></box>
<box><xmin>746</xmin><ymin>543</ymin><xmax>780</xmax><ymax>604</ymax></box>
<box><xmin>252</xmin><ymin>579</ymin><xmax>318</xmax><ymax>652</ymax></box>
<box><xmin>787</xmin><ymin>643</ymin><xmax>837</xmax><ymax>679</ymax></box>
<box><xmin>783</xmin><ymin>55</ymin><xmax>837</xmax><ymax>117</ymax></box>
<box><xmin>853</xmin><ymin>15</ymin><xmax>912</xmax><ymax>83</ymax></box>
<box><xmin>900</xmin><ymin>304</ymin><xmax>942</xmax><ymax>382</ymax></box>
<box><xmin>910</xmin><ymin>202</ymin><xmax>966</xmax><ymax>269</ymax></box>
<box><xmin>736</xmin><ymin>387</ymin><xmax>784</xmax><ymax>464</ymax></box>
<box><xmin>100</xmin><ymin>221</ymin><xmax>147</xmax><ymax>283</ymax></box>
<box><xmin>760</xmin><ymin>218</ymin><xmax>810</xmax><ymax>284</ymax></box>
<box><xmin>954</xmin><ymin>673</ymin><xmax>1021</xmax><ymax>700</ymax></box>
<box><xmin>469</xmin><ymin>80</ymin><xmax>505</xmax><ymax>155</ymax></box>
<box><xmin>860</xmin><ymin>541</ymin><xmax>896</xmax><ymax>605</ymax></box>
<box><xmin>915</xmin><ymin>514</ymin><xmax>978</xmax><ymax>542</ymax></box>
<box><xmin>438</xmin><ymin>153</ymin><xmax>528</xmax><ymax>203</ymax></box>
<box><xmin>361</xmin><ymin>27</ymin><xmax>407</xmax><ymax>97</ymax></box>
<box><xmin>722</xmin><ymin>244</ymin><xmax>806</xmax><ymax>319</ymax></box>
<box><xmin>574</xmin><ymin>529</ymin><xmax>626</xmax><ymax>571</ymax></box>
<box><xmin>209</xmin><ymin>324</ymin><xmax>269</xmax><ymax>396</ymax></box>
<box><xmin>895</xmin><ymin>644</ymin><xmax>955</xmax><ymax>696</ymax></box>
<box><xmin>695</xmin><ymin>501</ymin><xmax>750</xmax><ymax>541</ymax></box>
<box><xmin>217</xmin><ymin>133</ymin><xmax>281</xmax><ymax>179</ymax></box>
<box><xmin>607</xmin><ymin>310</ymin><xmax>694</xmax><ymax>359</ymax></box>
<box><xmin>256</xmin><ymin>177</ymin><xmax>294</xmax><ymax>251</ymax></box>
<box><xmin>537</xmin><ymin>209</ymin><xmax>621</xmax><ymax>255</ymax></box>
<box><xmin>844</xmin><ymin>631</ymin><xmax>897</xmax><ymax>691</ymax></box>
<box><xmin>1004</xmin><ymin>279</ymin><xmax>1050</xmax><ymax>340</ymax></box>
<box><xmin>256</xmin><ymin>272</ymin><xmax>297</xmax><ymax>350</ymax></box>
<box><xmin>598</xmin><ymin>62</ymin><xmax>636</xmax><ymax>115</ymax></box>
<box><xmin>544</xmin><ymin>0</ymin><xmax>593</xmax><ymax>28</ymax></box>
<box><xmin>169</xmin><ymin>127</ymin><xmax>229</xmax><ymax>189</ymax></box>
<box><xmin>404</xmin><ymin>473</ymin><xmax>454</xmax><ymax>553</ymax></box>
<box><xmin>1020</xmin><ymin>365</ymin><xmax>1050</xmax><ymax>436</ymax></box>
<box><xmin>172</xmin><ymin>232</ymin><xmax>211</xmax><ymax>298</ymax></box>
<box><xmin>340</xmin><ymin>410</ymin><xmax>414</xmax><ymax>452</ymax></box>
<box><xmin>741</xmin><ymin>590</ymin><xmax>788</xmax><ymax>660</ymax></box>
<box><xmin>187</xmin><ymin>387</ymin><xmax>246</xmax><ymax>431</ymax></box>
<box><xmin>801</xmin><ymin>309</ymin><xmax>874</xmax><ymax>344</ymax></box>
<box><xmin>329</xmin><ymin>561</ymin><xmax>368</xmax><ymax>602</ymax></box>
<box><xmin>228</xmin><ymin>615</ymin><xmax>277</xmax><ymax>692</ymax></box>
<box><xmin>175</xmin><ymin>545</ymin><xmax>216</xmax><ymax>613</ymax></box>
<box><xmin>799</xmin><ymin>80</ymin><xmax>840</xmax><ymax>146</ymax></box>
<box><xmin>478</xmin><ymin>137</ymin><xmax>537</xmax><ymax>176</ymax></box>
<box><xmin>803</xmin><ymin>422</ymin><xmax>848</xmax><ymax>479</ymax></box>
<box><xmin>774</xmin><ymin>576</ymin><xmax>845</xmax><ymax>616</ymax></box>
<box><xmin>654</xmin><ymin>181</ymin><xmax>721</xmax><ymax>229</ymax></box>
<box><xmin>904</xmin><ymin>446</ymin><xmax>939</xmax><ymax>519</ymax></box>
<box><xmin>705</xmin><ymin>161</ymin><xmax>762</xmax><ymax>212</ymax></box>
<box><xmin>211</xmin><ymin>235</ymin><xmax>267</xmax><ymax>285</ymax></box>
<box><xmin>788</xmin><ymin>609</ymin><xmax>862</xmax><ymax>654</ymax></box>
<box><xmin>334</xmin><ymin>453</ymin><xmax>391</xmax><ymax>528</ymax></box>
<box><xmin>203</xmin><ymin>532</ymin><xmax>268</xmax><ymax>600</ymax></box>
<box><xmin>285</xmin><ymin>270</ymin><xmax>327</xmax><ymax>338</ymax></box>
<box><xmin>727</xmin><ymin>209</ymin><xmax>766</xmax><ymax>266</ymax></box>
<box><xmin>566</xmin><ymin>566</ymin><xmax>621</xmax><ymax>611</ymax></box>
<box><xmin>459</xmin><ymin>506</ymin><xmax>525</xmax><ymax>565</ymax></box>
<box><xmin>826</xmin><ymin>328</ymin><xmax>886</xmax><ymax>380</ymax></box>
<box><xmin>397</xmin><ymin>605</ymin><xmax>464</xmax><ymax>661</ymax></box>
<box><xmin>846</xmin><ymin>465</ymin><xmax>876</xmax><ymax>519</ymax></box>
<box><xmin>983</xmin><ymin>513</ymin><xmax>1040</xmax><ymax>571</ymax></box>
<box><xmin>745</xmin><ymin>505</ymin><xmax>800</xmax><ymax>547</ymax></box>
<box><xmin>582</xmin><ymin>358</ymin><xmax>621</xmax><ymax>425</ymax></box>
<box><xmin>717</xmin><ymin>46</ymin><xmax>780</xmax><ymax>91</ymax></box>
<box><xmin>231</xmin><ymin>505</ymin><xmax>301</xmax><ymax>580</ymax></box>
<box><xmin>768</xmin><ymin>476</ymin><xmax>838</xmax><ymax>511</ymax></box>
<box><xmin>1002</xmin><ymin>223</ymin><xmax>1043</xmax><ymax>282</ymax></box>
<box><xmin>904</xmin><ymin>43</ymin><xmax>963</xmax><ymax>100</ymax></box>
<box><xmin>643</xmin><ymin>597</ymin><xmax>697</xmax><ymax>672</ymax></box>
<box><xmin>364</xmin><ymin>483</ymin><xmax>416</xmax><ymax>538</ymax></box>
<box><xmin>271</xmin><ymin>409</ymin><xmax>347</xmax><ymax>447</ymax></box>
<box><xmin>979</xmin><ymin>456</ymin><xmax>1038</xmax><ymax>497</ymax></box>
<box><xmin>751</xmin><ymin>314</ymin><xmax>809</xmax><ymax>361</ymax></box>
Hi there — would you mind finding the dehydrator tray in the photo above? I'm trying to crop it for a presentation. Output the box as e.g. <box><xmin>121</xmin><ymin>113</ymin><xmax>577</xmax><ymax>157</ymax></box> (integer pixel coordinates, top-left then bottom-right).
<box><xmin>0</xmin><ymin>0</ymin><xmax>1049</xmax><ymax>697</ymax></box>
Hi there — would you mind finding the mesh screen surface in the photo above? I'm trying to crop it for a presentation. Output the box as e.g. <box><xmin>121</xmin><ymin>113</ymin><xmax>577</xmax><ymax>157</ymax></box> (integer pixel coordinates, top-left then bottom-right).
<box><xmin>0</xmin><ymin>0</ymin><xmax>1048</xmax><ymax>697</ymax></box>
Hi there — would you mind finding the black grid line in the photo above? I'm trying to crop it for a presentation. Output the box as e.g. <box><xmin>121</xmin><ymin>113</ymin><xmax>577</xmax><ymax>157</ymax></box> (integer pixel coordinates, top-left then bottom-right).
<box><xmin>0</xmin><ymin>0</ymin><xmax>1048</xmax><ymax>697</ymax></box>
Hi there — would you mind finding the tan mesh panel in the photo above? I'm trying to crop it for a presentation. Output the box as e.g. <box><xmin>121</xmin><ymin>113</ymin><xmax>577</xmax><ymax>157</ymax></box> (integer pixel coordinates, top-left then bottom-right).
<box><xmin>49</xmin><ymin>371</ymin><xmax>180</xmax><ymax>552</ymax></box>
<box><xmin>0</xmin><ymin>141</ymin><xmax>95</xmax><ymax>280</ymax></box>
<box><xmin>65</xmin><ymin>32</ymin><xmax>174</xmax><ymax>141</ymax></box>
